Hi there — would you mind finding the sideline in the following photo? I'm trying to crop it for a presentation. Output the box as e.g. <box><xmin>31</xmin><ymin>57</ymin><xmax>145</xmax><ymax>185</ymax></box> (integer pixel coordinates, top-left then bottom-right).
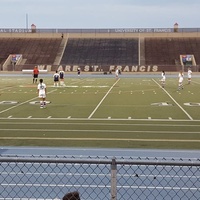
<box><xmin>88</xmin><ymin>78</ymin><xmax>120</xmax><ymax>119</ymax></box>
<box><xmin>152</xmin><ymin>79</ymin><xmax>193</xmax><ymax>120</ymax></box>
<box><xmin>1</xmin><ymin>117</ymin><xmax>200</xmax><ymax>121</ymax></box>
<box><xmin>1</xmin><ymin>121</ymin><xmax>200</xmax><ymax>126</ymax></box>
<box><xmin>0</xmin><ymin>135</ymin><xmax>200</xmax><ymax>143</ymax></box>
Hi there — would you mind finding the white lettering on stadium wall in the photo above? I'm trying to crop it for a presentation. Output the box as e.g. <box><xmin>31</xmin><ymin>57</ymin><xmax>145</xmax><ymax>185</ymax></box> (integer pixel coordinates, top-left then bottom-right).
<box><xmin>114</xmin><ymin>28</ymin><xmax>172</xmax><ymax>33</ymax></box>
<box><xmin>37</xmin><ymin>65</ymin><xmax>158</xmax><ymax>72</ymax></box>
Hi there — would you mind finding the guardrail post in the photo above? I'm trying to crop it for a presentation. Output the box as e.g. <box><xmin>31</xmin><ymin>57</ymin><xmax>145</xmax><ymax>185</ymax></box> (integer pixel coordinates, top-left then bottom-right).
<box><xmin>111</xmin><ymin>157</ymin><xmax>117</xmax><ymax>200</ymax></box>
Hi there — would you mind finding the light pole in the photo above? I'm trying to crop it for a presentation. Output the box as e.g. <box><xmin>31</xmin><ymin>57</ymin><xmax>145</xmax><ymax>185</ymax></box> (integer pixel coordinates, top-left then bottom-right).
<box><xmin>26</xmin><ymin>13</ymin><xmax>28</xmax><ymax>29</ymax></box>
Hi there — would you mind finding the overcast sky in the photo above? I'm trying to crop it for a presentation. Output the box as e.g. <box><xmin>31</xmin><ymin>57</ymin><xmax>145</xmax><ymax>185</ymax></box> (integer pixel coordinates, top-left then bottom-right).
<box><xmin>1</xmin><ymin>0</ymin><xmax>200</xmax><ymax>29</ymax></box>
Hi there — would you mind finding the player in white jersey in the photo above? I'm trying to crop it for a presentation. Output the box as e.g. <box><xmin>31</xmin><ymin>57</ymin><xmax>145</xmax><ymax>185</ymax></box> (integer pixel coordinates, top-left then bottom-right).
<box><xmin>178</xmin><ymin>70</ymin><xmax>184</xmax><ymax>90</ymax></box>
<box><xmin>161</xmin><ymin>71</ymin><xmax>166</xmax><ymax>88</ymax></box>
<box><xmin>37</xmin><ymin>79</ymin><xmax>47</xmax><ymax>108</ymax></box>
<box><xmin>115</xmin><ymin>68</ymin><xmax>119</xmax><ymax>79</ymax></box>
<box><xmin>187</xmin><ymin>68</ymin><xmax>192</xmax><ymax>84</ymax></box>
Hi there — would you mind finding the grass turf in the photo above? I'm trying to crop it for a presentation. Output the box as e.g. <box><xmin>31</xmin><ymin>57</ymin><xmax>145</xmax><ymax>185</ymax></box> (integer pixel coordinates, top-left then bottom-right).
<box><xmin>0</xmin><ymin>74</ymin><xmax>200</xmax><ymax>149</ymax></box>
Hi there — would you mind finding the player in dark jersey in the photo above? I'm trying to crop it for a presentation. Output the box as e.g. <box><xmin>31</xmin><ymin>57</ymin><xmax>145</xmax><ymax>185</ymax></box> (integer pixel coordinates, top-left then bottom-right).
<box><xmin>59</xmin><ymin>70</ymin><xmax>65</xmax><ymax>86</ymax></box>
<box><xmin>53</xmin><ymin>70</ymin><xmax>60</xmax><ymax>87</ymax></box>
<box><xmin>77</xmin><ymin>67</ymin><xmax>81</xmax><ymax>76</ymax></box>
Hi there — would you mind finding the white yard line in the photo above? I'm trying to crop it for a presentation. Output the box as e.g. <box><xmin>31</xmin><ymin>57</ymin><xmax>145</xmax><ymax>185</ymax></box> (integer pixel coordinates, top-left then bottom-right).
<box><xmin>192</xmin><ymin>80</ymin><xmax>200</xmax><ymax>85</ymax></box>
<box><xmin>1</xmin><ymin>117</ymin><xmax>200</xmax><ymax>121</ymax></box>
<box><xmin>0</xmin><ymin>136</ymin><xmax>200</xmax><ymax>143</ymax></box>
<box><xmin>0</xmin><ymin>89</ymin><xmax>57</xmax><ymax>114</ymax></box>
<box><xmin>0</xmin><ymin>86</ymin><xmax>16</xmax><ymax>91</ymax></box>
<box><xmin>88</xmin><ymin>78</ymin><xmax>120</xmax><ymax>119</ymax></box>
<box><xmin>0</xmin><ymin>128</ymin><xmax>199</xmax><ymax>134</ymax></box>
<box><xmin>152</xmin><ymin>79</ymin><xmax>193</xmax><ymax>120</ymax></box>
<box><xmin>1</xmin><ymin>121</ymin><xmax>200</xmax><ymax>127</ymax></box>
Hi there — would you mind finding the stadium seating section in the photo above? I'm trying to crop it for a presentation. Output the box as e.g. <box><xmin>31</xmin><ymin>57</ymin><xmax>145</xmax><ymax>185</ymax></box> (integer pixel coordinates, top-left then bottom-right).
<box><xmin>0</xmin><ymin>38</ymin><xmax>62</xmax><ymax>65</ymax></box>
<box><xmin>1</xmin><ymin>36</ymin><xmax>200</xmax><ymax>67</ymax></box>
<box><xmin>145</xmin><ymin>37</ymin><xmax>200</xmax><ymax>65</ymax></box>
<box><xmin>60</xmin><ymin>38</ymin><xmax>139</xmax><ymax>66</ymax></box>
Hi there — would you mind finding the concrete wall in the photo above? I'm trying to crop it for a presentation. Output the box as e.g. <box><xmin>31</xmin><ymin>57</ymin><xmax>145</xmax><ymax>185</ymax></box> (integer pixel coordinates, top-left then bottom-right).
<box><xmin>1</xmin><ymin>31</ymin><xmax>200</xmax><ymax>39</ymax></box>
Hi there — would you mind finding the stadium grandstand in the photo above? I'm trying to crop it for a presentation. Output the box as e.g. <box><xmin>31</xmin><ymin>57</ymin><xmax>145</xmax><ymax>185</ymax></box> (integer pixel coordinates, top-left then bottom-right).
<box><xmin>0</xmin><ymin>28</ymin><xmax>200</xmax><ymax>73</ymax></box>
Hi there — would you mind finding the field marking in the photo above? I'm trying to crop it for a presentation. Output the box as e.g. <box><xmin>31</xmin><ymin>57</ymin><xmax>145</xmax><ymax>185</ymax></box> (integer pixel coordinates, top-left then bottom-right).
<box><xmin>69</xmin><ymin>79</ymin><xmax>88</xmax><ymax>85</ymax></box>
<box><xmin>1</xmin><ymin>117</ymin><xmax>200</xmax><ymax>121</ymax></box>
<box><xmin>0</xmin><ymin>136</ymin><xmax>200</xmax><ymax>142</ymax></box>
<box><xmin>1</xmin><ymin>121</ymin><xmax>200</xmax><ymax>127</ymax></box>
<box><xmin>1</xmin><ymin>122</ymin><xmax>200</xmax><ymax>126</ymax></box>
<box><xmin>0</xmin><ymin>89</ymin><xmax>57</xmax><ymax>114</ymax></box>
<box><xmin>0</xmin><ymin>128</ymin><xmax>200</xmax><ymax>134</ymax></box>
<box><xmin>0</xmin><ymin>184</ymin><xmax>198</xmax><ymax>194</ymax></box>
<box><xmin>88</xmin><ymin>78</ymin><xmax>120</xmax><ymax>119</ymax></box>
<box><xmin>192</xmin><ymin>80</ymin><xmax>200</xmax><ymax>85</ymax></box>
<box><xmin>1</xmin><ymin>171</ymin><xmax>198</xmax><ymax>179</ymax></box>
<box><xmin>152</xmin><ymin>79</ymin><xmax>193</xmax><ymax>120</ymax></box>
<box><xmin>0</xmin><ymin>86</ymin><xmax>16</xmax><ymax>91</ymax></box>
<box><xmin>49</xmin><ymin>85</ymin><xmax>109</xmax><ymax>88</ymax></box>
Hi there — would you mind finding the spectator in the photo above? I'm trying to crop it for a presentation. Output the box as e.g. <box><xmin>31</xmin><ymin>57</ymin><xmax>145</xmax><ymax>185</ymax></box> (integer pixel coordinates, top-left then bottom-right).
<box><xmin>62</xmin><ymin>191</ymin><xmax>80</xmax><ymax>200</ymax></box>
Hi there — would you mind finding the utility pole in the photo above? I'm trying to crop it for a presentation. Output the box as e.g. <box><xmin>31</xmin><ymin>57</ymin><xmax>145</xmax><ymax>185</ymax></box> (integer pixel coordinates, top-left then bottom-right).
<box><xmin>26</xmin><ymin>13</ymin><xmax>28</xmax><ymax>29</ymax></box>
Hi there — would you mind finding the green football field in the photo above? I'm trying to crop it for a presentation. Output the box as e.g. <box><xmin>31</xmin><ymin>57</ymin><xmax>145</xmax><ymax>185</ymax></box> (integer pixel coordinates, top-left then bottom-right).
<box><xmin>0</xmin><ymin>73</ymin><xmax>200</xmax><ymax>149</ymax></box>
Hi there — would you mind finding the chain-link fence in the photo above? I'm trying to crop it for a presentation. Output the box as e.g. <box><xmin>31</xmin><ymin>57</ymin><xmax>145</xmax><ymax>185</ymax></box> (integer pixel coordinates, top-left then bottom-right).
<box><xmin>0</xmin><ymin>155</ymin><xmax>200</xmax><ymax>200</ymax></box>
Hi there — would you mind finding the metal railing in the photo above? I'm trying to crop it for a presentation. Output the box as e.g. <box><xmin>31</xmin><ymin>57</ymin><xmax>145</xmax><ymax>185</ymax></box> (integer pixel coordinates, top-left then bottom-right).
<box><xmin>0</xmin><ymin>155</ymin><xmax>200</xmax><ymax>200</ymax></box>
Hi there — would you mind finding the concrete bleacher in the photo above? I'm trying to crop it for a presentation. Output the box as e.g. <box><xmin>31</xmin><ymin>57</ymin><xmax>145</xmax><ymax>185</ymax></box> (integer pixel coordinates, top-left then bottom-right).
<box><xmin>145</xmin><ymin>37</ymin><xmax>200</xmax><ymax>65</ymax></box>
<box><xmin>1</xmin><ymin>31</ymin><xmax>200</xmax><ymax>72</ymax></box>
<box><xmin>60</xmin><ymin>38</ymin><xmax>139</xmax><ymax>66</ymax></box>
<box><xmin>0</xmin><ymin>37</ymin><xmax>62</xmax><ymax>66</ymax></box>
